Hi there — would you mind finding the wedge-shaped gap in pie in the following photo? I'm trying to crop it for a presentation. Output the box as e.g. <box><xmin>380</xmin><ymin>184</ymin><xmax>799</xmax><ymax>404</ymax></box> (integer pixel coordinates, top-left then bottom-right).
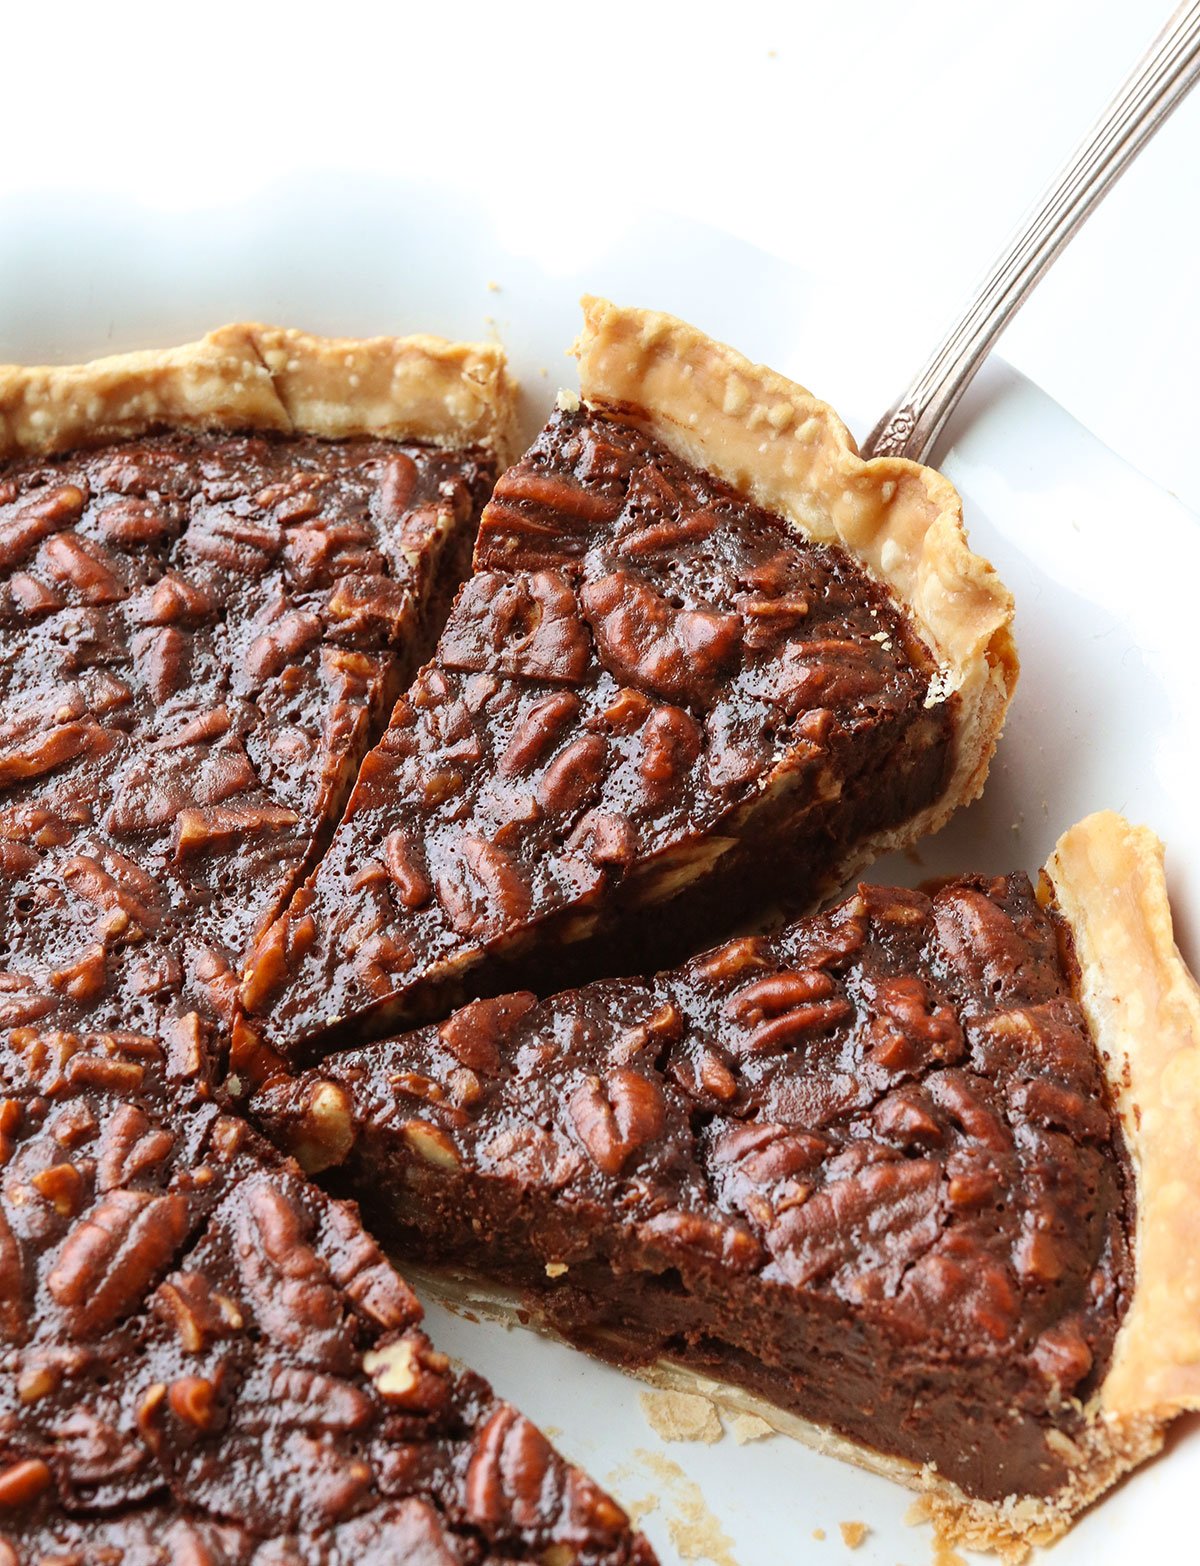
<box><xmin>239</xmin><ymin>299</ymin><xmax>1017</xmax><ymax>1069</ymax></box>
<box><xmin>259</xmin><ymin>811</ymin><xmax>1200</xmax><ymax>1560</ymax></box>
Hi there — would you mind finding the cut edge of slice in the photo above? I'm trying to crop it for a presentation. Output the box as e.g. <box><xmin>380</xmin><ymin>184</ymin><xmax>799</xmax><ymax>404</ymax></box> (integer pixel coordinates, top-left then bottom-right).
<box><xmin>392</xmin><ymin>1260</ymin><xmax>1164</xmax><ymax>1566</ymax></box>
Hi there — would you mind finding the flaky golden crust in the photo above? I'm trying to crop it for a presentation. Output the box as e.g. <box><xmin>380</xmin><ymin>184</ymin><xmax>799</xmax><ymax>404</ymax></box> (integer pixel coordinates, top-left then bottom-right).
<box><xmin>0</xmin><ymin>324</ymin><xmax>517</xmax><ymax>461</ymax></box>
<box><xmin>572</xmin><ymin>297</ymin><xmax>1018</xmax><ymax>875</ymax></box>
<box><xmin>222</xmin><ymin>325</ymin><xmax>518</xmax><ymax>457</ymax></box>
<box><xmin>1046</xmin><ymin>812</ymin><xmax>1200</xmax><ymax>1419</ymax></box>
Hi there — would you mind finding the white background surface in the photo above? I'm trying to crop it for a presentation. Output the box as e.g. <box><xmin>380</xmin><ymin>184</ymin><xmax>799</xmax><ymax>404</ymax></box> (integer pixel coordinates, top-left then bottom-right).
<box><xmin>4</xmin><ymin>5</ymin><xmax>1200</xmax><ymax>1563</ymax></box>
<box><xmin>2</xmin><ymin>0</ymin><xmax>1198</xmax><ymax>507</ymax></box>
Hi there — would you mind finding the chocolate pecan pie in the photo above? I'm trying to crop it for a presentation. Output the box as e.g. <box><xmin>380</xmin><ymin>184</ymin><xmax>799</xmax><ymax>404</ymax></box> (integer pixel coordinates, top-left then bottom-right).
<box><xmin>0</xmin><ymin>329</ymin><xmax>653</xmax><ymax>1564</ymax></box>
<box><xmin>237</xmin><ymin>300</ymin><xmax>1017</xmax><ymax>1071</ymax></box>
<box><xmin>258</xmin><ymin>812</ymin><xmax>1200</xmax><ymax>1559</ymax></box>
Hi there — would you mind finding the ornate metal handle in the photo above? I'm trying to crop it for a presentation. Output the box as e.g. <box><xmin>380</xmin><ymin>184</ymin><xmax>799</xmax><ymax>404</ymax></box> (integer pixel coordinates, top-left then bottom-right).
<box><xmin>861</xmin><ymin>1</ymin><xmax>1200</xmax><ymax>463</ymax></box>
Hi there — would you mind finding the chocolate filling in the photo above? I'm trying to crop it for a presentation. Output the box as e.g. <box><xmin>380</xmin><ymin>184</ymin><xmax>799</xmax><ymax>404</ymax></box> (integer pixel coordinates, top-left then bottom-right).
<box><xmin>2</xmin><ymin>430</ymin><xmax>652</xmax><ymax>1562</ymax></box>
<box><xmin>0</xmin><ymin>1041</ymin><xmax>646</xmax><ymax>1563</ymax></box>
<box><xmin>259</xmin><ymin>874</ymin><xmax>1134</xmax><ymax>1506</ymax></box>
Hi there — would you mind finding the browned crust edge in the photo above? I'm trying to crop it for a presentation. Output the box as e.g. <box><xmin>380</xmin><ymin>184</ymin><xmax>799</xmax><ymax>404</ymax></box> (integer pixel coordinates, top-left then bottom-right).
<box><xmin>1047</xmin><ymin>811</ymin><xmax>1200</xmax><ymax>1419</ymax></box>
<box><xmin>571</xmin><ymin>296</ymin><xmax>1019</xmax><ymax>879</ymax></box>
<box><xmin>0</xmin><ymin>324</ymin><xmax>517</xmax><ymax>461</ymax></box>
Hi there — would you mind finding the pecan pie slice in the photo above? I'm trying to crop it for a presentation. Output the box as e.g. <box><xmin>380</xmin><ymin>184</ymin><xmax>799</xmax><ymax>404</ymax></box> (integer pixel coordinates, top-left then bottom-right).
<box><xmin>0</xmin><ymin>325</ymin><xmax>510</xmax><ymax>1032</ymax></box>
<box><xmin>259</xmin><ymin>812</ymin><xmax>1200</xmax><ymax>1559</ymax></box>
<box><xmin>0</xmin><ymin>1026</ymin><xmax>650</xmax><ymax>1564</ymax></box>
<box><xmin>239</xmin><ymin>299</ymin><xmax>1016</xmax><ymax>1070</ymax></box>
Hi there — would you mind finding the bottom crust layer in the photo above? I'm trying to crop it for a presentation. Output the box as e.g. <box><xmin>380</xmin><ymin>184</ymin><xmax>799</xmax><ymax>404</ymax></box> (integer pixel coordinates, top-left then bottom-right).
<box><xmin>404</xmin><ymin>1263</ymin><xmax>1166</xmax><ymax>1563</ymax></box>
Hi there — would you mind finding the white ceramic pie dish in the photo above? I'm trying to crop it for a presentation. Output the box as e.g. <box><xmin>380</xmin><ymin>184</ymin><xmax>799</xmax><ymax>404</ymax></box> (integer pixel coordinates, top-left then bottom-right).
<box><xmin>2</xmin><ymin>173</ymin><xmax>1197</xmax><ymax>1565</ymax></box>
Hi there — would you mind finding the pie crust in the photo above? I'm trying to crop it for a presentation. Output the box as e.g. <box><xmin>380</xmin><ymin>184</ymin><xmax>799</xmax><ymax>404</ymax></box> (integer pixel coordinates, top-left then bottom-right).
<box><xmin>0</xmin><ymin>322</ymin><xmax>517</xmax><ymax>460</ymax></box>
<box><xmin>1047</xmin><ymin>811</ymin><xmax>1200</xmax><ymax>1420</ymax></box>
<box><xmin>574</xmin><ymin>297</ymin><xmax>1019</xmax><ymax>868</ymax></box>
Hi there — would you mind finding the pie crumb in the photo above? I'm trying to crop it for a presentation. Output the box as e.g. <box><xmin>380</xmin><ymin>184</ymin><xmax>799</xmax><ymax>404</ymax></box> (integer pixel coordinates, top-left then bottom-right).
<box><xmin>838</xmin><ymin>1521</ymin><xmax>869</xmax><ymax>1548</ymax></box>
<box><xmin>932</xmin><ymin>1543</ymin><xmax>968</xmax><ymax>1566</ymax></box>
<box><xmin>633</xmin><ymin>1451</ymin><xmax>738</xmax><ymax>1565</ymax></box>
<box><xmin>639</xmin><ymin>1389</ymin><xmax>723</xmax><ymax>1444</ymax></box>
<box><xmin>545</xmin><ymin>1260</ymin><xmax>569</xmax><ymax>1278</ymax></box>
<box><xmin>625</xmin><ymin>1494</ymin><xmax>660</xmax><ymax>1527</ymax></box>
<box><xmin>728</xmin><ymin>1412</ymin><xmax>775</xmax><ymax>1445</ymax></box>
<box><xmin>486</xmin><ymin>280</ymin><xmax>500</xmax><ymax>292</ymax></box>
<box><xmin>812</xmin><ymin>1527</ymin><xmax>826</xmax><ymax>1541</ymax></box>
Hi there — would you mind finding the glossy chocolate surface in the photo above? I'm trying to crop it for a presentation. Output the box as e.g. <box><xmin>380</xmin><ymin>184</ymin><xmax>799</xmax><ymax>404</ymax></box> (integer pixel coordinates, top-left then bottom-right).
<box><xmin>242</xmin><ymin>406</ymin><xmax>954</xmax><ymax>1065</ymax></box>
<box><xmin>1</xmin><ymin>430</ymin><xmax>649</xmax><ymax>1564</ymax></box>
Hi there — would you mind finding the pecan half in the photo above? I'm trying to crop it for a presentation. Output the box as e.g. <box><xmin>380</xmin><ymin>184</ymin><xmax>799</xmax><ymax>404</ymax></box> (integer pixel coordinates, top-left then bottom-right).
<box><xmin>47</xmin><ymin>1188</ymin><xmax>189</xmax><ymax>1336</ymax></box>
<box><xmin>582</xmin><ymin>569</ymin><xmax>741</xmax><ymax>705</ymax></box>
<box><xmin>441</xmin><ymin>570</ymin><xmax>591</xmax><ymax>683</ymax></box>
<box><xmin>568</xmin><ymin>1068</ymin><xmax>665</xmax><ymax>1176</ymax></box>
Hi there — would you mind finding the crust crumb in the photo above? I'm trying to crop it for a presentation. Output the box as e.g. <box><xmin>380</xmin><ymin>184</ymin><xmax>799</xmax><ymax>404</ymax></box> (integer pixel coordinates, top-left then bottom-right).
<box><xmin>545</xmin><ymin>1260</ymin><xmax>569</xmax><ymax>1278</ymax></box>
<box><xmin>632</xmin><ymin>1451</ymin><xmax>739</xmax><ymax>1566</ymax></box>
<box><xmin>932</xmin><ymin>1543</ymin><xmax>967</xmax><ymax>1566</ymax></box>
<box><xmin>838</xmin><ymin>1520</ymin><xmax>869</xmax><ymax>1548</ymax></box>
<box><xmin>625</xmin><ymin>1494</ymin><xmax>660</xmax><ymax>1527</ymax></box>
<box><xmin>728</xmin><ymin>1412</ymin><xmax>775</xmax><ymax>1445</ymax></box>
<box><xmin>812</xmin><ymin>1527</ymin><xmax>826</xmax><ymax>1541</ymax></box>
<box><xmin>639</xmin><ymin>1389</ymin><xmax>723</xmax><ymax>1444</ymax></box>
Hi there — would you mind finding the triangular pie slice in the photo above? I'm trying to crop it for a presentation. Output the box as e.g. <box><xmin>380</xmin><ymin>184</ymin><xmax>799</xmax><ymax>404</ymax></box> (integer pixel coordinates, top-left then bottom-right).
<box><xmin>0</xmin><ymin>1021</ymin><xmax>651</xmax><ymax>1564</ymax></box>
<box><xmin>1</xmin><ymin>324</ymin><xmax>510</xmax><ymax>1040</ymax></box>
<box><xmin>237</xmin><ymin>299</ymin><xmax>1017</xmax><ymax>1072</ymax></box>
<box><xmin>258</xmin><ymin>811</ymin><xmax>1200</xmax><ymax>1560</ymax></box>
